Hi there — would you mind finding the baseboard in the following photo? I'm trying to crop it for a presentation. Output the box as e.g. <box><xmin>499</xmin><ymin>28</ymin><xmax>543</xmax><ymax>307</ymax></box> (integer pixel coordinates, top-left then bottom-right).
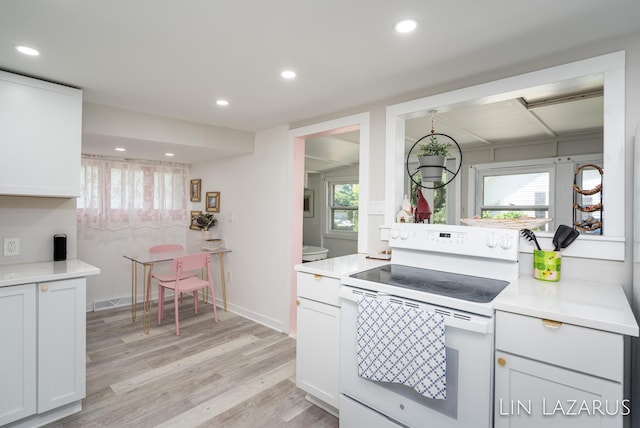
<box><xmin>90</xmin><ymin>295</ymin><xmax>289</xmax><ymax>336</ymax></box>
<box><xmin>221</xmin><ymin>299</ymin><xmax>288</xmax><ymax>334</ymax></box>
<box><xmin>92</xmin><ymin>296</ymin><xmax>133</xmax><ymax>312</ymax></box>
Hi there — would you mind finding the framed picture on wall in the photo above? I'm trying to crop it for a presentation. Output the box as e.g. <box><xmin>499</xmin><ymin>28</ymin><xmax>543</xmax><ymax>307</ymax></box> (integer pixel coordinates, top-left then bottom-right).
<box><xmin>303</xmin><ymin>189</ymin><xmax>314</xmax><ymax>218</ymax></box>
<box><xmin>206</xmin><ymin>192</ymin><xmax>220</xmax><ymax>212</ymax></box>
<box><xmin>190</xmin><ymin>211</ymin><xmax>201</xmax><ymax>230</ymax></box>
<box><xmin>190</xmin><ymin>179</ymin><xmax>201</xmax><ymax>202</ymax></box>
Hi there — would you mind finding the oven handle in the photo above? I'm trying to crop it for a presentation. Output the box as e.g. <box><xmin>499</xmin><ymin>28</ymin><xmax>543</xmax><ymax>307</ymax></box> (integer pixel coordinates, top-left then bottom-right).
<box><xmin>340</xmin><ymin>286</ymin><xmax>494</xmax><ymax>335</ymax></box>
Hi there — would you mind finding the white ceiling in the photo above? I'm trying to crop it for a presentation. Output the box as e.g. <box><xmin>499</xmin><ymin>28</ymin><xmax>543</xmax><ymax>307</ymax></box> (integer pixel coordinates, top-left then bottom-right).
<box><xmin>1</xmin><ymin>1</ymin><xmax>637</xmax><ymax>164</ymax></box>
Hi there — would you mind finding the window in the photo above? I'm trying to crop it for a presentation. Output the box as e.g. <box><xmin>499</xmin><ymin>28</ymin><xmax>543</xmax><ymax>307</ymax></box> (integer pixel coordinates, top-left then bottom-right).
<box><xmin>77</xmin><ymin>157</ymin><xmax>188</xmax><ymax>234</ymax></box>
<box><xmin>327</xmin><ymin>179</ymin><xmax>359</xmax><ymax>234</ymax></box>
<box><xmin>475</xmin><ymin>165</ymin><xmax>554</xmax><ymax>230</ymax></box>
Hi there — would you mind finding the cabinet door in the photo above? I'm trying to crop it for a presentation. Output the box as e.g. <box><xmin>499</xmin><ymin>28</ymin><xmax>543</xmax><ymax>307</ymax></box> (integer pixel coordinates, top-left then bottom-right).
<box><xmin>296</xmin><ymin>297</ymin><xmax>340</xmax><ymax>409</ymax></box>
<box><xmin>38</xmin><ymin>278</ymin><xmax>86</xmax><ymax>413</ymax></box>
<box><xmin>495</xmin><ymin>351</ymin><xmax>624</xmax><ymax>428</ymax></box>
<box><xmin>0</xmin><ymin>284</ymin><xmax>36</xmax><ymax>425</ymax></box>
<box><xmin>0</xmin><ymin>70</ymin><xmax>82</xmax><ymax>197</ymax></box>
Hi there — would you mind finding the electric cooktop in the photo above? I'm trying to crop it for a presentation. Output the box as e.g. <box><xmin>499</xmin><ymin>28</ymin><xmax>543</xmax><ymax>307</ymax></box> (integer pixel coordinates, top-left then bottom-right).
<box><xmin>348</xmin><ymin>264</ymin><xmax>510</xmax><ymax>303</ymax></box>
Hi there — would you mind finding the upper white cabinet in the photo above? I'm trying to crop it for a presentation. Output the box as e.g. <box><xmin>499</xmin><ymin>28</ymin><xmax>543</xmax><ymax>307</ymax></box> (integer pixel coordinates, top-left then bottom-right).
<box><xmin>0</xmin><ymin>70</ymin><xmax>82</xmax><ymax>197</ymax></box>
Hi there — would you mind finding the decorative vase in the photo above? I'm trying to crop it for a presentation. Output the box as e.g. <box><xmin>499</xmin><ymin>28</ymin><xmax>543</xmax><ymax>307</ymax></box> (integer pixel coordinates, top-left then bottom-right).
<box><xmin>201</xmin><ymin>230</ymin><xmax>211</xmax><ymax>240</ymax></box>
<box><xmin>419</xmin><ymin>155</ymin><xmax>446</xmax><ymax>182</ymax></box>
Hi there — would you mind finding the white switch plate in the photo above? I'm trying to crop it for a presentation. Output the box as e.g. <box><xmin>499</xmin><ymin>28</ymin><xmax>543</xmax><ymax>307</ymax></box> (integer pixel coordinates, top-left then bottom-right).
<box><xmin>4</xmin><ymin>238</ymin><xmax>20</xmax><ymax>256</ymax></box>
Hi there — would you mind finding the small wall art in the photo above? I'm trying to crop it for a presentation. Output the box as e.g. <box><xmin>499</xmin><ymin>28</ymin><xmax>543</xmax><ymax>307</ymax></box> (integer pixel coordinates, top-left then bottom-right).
<box><xmin>206</xmin><ymin>191</ymin><xmax>220</xmax><ymax>212</ymax></box>
<box><xmin>189</xmin><ymin>210</ymin><xmax>202</xmax><ymax>230</ymax></box>
<box><xmin>190</xmin><ymin>179</ymin><xmax>201</xmax><ymax>202</ymax></box>
<box><xmin>303</xmin><ymin>189</ymin><xmax>314</xmax><ymax>218</ymax></box>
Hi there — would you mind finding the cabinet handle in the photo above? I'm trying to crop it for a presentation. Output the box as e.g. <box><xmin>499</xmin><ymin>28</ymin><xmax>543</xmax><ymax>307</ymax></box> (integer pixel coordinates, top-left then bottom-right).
<box><xmin>313</xmin><ymin>274</ymin><xmax>323</xmax><ymax>280</ymax></box>
<box><xmin>542</xmin><ymin>318</ymin><xmax>563</xmax><ymax>329</ymax></box>
<box><xmin>41</xmin><ymin>285</ymin><xmax>49</xmax><ymax>292</ymax></box>
<box><xmin>497</xmin><ymin>357</ymin><xmax>506</xmax><ymax>366</ymax></box>
<box><xmin>296</xmin><ymin>300</ymin><xmax>300</xmax><ymax>306</ymax></box>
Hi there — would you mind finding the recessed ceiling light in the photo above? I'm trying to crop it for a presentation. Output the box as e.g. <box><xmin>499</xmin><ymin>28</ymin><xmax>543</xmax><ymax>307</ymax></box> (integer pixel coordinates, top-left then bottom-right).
<box><xmin>15</xmin><ymin>45</ymin><xmax>40</xmax><ymax>56</ymax></box>
<box><xmin>281</xmin><ymin>70</ymin><xmax>296</xmax><ymax>79</ymax></box>
<box><xmin>114</xmin><ymin>147</ymin><xmax>126</xmax><ymax>152</ymax></box>
<box><xmin>394</xmin><ymin>18</ymin><xmax>418</xmax><ymax>33</ymax></box>
<box><xmin>165</xmin><ymin>152</ymin><xmax>174</xmax><ymax>157</ymax></box>
<box><xmin>216</xmin><ymin>99</ymin><xmax>229</xmax><ymax>106</ymax></box>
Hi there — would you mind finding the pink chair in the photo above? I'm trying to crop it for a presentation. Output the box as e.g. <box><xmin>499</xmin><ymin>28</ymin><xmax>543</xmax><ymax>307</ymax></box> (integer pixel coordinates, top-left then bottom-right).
<box><xmin>157</xmin><ymin>252</ymin><xmax>218</xmax><ymax>335</ymax></box>
<box><xmin>147</xmin><ymin>244</ymin><xmax>196</xmax><ymax>310</ymax></box>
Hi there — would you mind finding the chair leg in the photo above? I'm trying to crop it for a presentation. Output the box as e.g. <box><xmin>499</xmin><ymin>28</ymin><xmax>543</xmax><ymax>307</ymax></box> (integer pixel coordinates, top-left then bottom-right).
<box><xmin>209</xmin><ymin>284</ymin><xmax>218</xmax><ymax>322</ymax></box>
<box><xmin>157</xmin><ymin>286</ymin><xmax>164</xmax><ymax>325</ymax></box>
<box><xmin>174</xmin><ymin>290</ymin><xmax>180</xmax><ymax>335</ymax></box>
<box><xmin>194</xmin><ymin>290</ymin><xmax>199</xmax><ymax>314</ymax></box>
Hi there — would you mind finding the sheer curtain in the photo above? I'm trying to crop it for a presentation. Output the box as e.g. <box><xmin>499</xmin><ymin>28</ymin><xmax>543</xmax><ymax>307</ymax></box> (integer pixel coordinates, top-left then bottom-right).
<box><xmin>77</xmin><ymin>156</ymin><xmax>189</xmax><ymax>238</ymax></box>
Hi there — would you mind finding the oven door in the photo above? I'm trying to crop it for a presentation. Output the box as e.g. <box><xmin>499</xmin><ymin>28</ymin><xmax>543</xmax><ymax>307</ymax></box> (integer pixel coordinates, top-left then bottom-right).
<box><xmin>339</xmin><ymin>286</ymin><xmax>495</xmax><ymax>428</ymax></box>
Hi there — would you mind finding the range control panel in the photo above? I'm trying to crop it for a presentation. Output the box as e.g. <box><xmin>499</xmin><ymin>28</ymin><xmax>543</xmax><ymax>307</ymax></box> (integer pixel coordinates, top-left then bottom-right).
<box><xmin>389</xmin><ymin>223</ymin><xmax>519</xmax><ymax>261</ymax></box>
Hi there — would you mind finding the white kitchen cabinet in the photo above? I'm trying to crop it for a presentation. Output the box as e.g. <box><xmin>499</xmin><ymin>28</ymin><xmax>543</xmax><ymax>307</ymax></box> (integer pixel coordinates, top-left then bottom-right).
<box><xmin>0</xmin><ymin>70</ymin><xmax>82</xmax><ymax>197</ymax></box>
<box><xmin>0</xmin><ymin>278</ymin><xmax>86</xmax><ymax>426</ymax></box>
<box><xmin>0</xmin><ymin>284</ymin><xmax>37</xmax><ymax>425</ymax></box>
<box><xmin>494</xmin><ymin>311</ymin><xmax>626</xmax><ymax>428</ymax></box>
<box><xmin>38</xmin><ymin>278</ymin><xmax>86</xmax><ymax>413</ymax></box>
<box><xmin>296</xmin><ymin>272</ymin><xmax>341</xmax><ymax>414</ymax></box>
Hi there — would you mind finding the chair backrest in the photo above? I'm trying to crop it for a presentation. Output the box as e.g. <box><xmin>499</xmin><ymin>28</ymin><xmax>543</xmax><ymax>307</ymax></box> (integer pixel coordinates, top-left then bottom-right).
<box><xmin>149</xmin><ymin>244</ymin><xmax>184</xmax><ymax>253</ymax></box>
<box><xmin>172</xmin><ymin>252</ymin><xmax>211</xmax><ymax>275</ymax></box>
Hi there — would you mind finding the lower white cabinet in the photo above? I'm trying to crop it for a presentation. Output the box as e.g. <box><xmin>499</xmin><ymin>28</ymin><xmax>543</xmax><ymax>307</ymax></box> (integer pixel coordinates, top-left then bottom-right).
<box><xmin>38</xmin><ymin>278</ymin><xmax>86</xmax><ymax>413</ymax></box>
<box><xmin>0</xmin><ymin>284</ymin><xmax>37</xmax><ymax>425</ymax></box>
<box><xmin>494</xmin><ymin>311</ymin><xmax>626</xmax><ymax>428</ymax></box>
<box><xmin>0</xmin><ymin>278</ymin><xmax>86</xmax><ymax>426</ymax></box>
<box><xmin>296</xmin><ymin>272</ymin><xmax>341</xmax><ymax>413</ymax></box>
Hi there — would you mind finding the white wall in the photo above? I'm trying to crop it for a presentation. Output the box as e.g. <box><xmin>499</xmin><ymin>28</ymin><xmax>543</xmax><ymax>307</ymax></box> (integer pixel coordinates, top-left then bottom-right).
<box><xmin>189</xmin><ymin>126</ymin><xmax>291</xmax><ymax>333</ymax></box>
<box><xmin>0</xmin><ymin>196</ymin><xmax>77</xmax><ymax>266</ymax></box>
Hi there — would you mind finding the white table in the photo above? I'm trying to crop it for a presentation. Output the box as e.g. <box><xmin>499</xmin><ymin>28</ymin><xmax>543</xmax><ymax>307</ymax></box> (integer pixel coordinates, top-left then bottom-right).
<box><xmin>123</xmin><ymin>247</ymin><xmax>231</xmax><ymax>333</ymax></box>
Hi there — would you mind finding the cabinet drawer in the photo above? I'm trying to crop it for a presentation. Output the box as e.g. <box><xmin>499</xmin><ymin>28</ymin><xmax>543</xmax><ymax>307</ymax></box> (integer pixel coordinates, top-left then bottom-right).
<box><xmin>297</xmin><ymin>272</ymin><xmax>340</xmax><ymax>306</ymax></box>
<box><xmin>496</xmin><ymin>311</ymin><xmax>622</xmax><ymax>382</ymax></box>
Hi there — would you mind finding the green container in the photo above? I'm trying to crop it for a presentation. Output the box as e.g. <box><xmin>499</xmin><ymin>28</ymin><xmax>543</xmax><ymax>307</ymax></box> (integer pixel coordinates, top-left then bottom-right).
<box><xmin>533</xmin><ymin>250</ymin><xmax>561</xmax><ymax>282</ymax></box>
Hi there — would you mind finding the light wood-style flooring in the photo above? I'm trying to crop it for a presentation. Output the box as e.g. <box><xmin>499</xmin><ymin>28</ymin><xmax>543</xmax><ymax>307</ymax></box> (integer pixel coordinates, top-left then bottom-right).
<box><xmin>46</xmin><ymin>301</ymin><xmax>338</xmax><ymax>428</ymax></box>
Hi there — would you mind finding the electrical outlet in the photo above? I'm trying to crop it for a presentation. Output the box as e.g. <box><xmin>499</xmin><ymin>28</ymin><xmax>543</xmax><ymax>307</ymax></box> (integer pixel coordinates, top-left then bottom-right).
<box><xmin>227</xmin><ymin>271</ymin><xmax>232</xmax><ymax>282</ymax></box>
<box><xmin>3</xmin><ymin>238</ymin><xmax>20</xmax><ymax>256</ymax></box>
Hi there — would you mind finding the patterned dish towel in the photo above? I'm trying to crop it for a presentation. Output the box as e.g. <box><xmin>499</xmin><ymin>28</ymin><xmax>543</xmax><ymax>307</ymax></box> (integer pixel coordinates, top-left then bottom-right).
<box><xmin>357</xmin><ymin>295</ymin><xmax>447</xmax><ymax>399</ymax></box>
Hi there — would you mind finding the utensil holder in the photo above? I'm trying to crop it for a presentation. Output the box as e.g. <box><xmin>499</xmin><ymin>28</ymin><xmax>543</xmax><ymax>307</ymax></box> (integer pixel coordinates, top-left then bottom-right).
<box><xmin>533</xmin><ymin>250</ymin><xmax>561</xmax><ymax>282</ymax></box>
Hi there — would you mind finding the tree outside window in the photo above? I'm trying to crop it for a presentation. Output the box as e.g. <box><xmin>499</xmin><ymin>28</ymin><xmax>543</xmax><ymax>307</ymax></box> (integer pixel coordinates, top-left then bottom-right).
<box><xmin>329</xmin><ymin>181</ymin><xmax>359</xmax><ymax>233</ymax></box>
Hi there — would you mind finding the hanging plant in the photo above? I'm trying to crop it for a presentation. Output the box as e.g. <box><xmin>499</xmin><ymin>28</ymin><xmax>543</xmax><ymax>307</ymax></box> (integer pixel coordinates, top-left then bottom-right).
<box><xmin>418</xmin><ymin>134</ymin><xmax>451</xmax><ymax>158</ymax></box>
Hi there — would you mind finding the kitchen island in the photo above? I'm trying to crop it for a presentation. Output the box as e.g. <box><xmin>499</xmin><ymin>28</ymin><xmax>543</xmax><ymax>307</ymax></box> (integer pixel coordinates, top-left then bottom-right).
<box><xmin>0</xmin><ymin>259</ymin><xmax>100</xmax><ymax>427</ymax></box>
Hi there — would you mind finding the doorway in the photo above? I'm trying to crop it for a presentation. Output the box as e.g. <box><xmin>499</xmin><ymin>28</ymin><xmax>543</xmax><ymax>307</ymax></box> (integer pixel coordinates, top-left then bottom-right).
<box><xmin>287</xmin><ymin>112</ymin><xmax>370</xmax><ymax>334</ymax></box>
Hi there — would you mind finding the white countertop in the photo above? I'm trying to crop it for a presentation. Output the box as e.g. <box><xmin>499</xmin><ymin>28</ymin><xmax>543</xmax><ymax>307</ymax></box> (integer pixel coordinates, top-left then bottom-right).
<box><xmin>294</xmin><ymin>253</ymin><xmax>389</xmax><ymax>279</ymax></box>
<box><xmin>0</xmin><ymin>259</ymin><xmax>101</xmax><ymax>287</ymax></box>
<box><xmin>495</xmin><ymin>276</ymin><xmax>639</xmax><ymax>336</ymax></box>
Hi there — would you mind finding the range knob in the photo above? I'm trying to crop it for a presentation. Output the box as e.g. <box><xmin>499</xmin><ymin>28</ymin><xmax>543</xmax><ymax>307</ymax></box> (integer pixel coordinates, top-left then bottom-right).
<box><xmin>500</xmin><ymin>236</ymin><xmax>513</xmax><ymax>250</ymax></box>
<box><xmin>391</xmin><ymin>228</ymin><xmax>400</xmax><ymax>239</ymax></box>
<box><xmin>485</xmin><ymin>233</ymin><xmax>498</xmax><ymax>248</ymax></box>
<box><xmin>400</xmin><ymin>229</ymin><xmax>410</xmax><ymax>240</ymax></box>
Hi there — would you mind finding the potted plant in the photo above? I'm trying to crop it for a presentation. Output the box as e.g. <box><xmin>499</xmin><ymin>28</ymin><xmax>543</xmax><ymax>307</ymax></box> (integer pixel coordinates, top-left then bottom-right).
<box><xmin>195</xmin><ymin>212</ymin><xmax>217</xmax><ymax>239</ymax></box>
<box><xmin>417</xmin><ymin>135</ymin><xmax>450</xmax><ymax>182</ymax></box>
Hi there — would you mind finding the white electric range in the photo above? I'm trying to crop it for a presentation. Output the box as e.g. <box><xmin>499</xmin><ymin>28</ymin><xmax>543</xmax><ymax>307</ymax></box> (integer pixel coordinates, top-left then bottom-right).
<box><xmin>339</xmin><ymin>223</ymin><xmax>519</xmax><ymax>428</ymax></box>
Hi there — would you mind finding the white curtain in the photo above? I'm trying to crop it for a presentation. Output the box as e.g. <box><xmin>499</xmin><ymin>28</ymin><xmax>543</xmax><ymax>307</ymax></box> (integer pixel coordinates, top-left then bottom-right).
<box><xmin>77</xmin><ymin>156</ymin><xmax>189</xmax><ymax>238</ymax></box>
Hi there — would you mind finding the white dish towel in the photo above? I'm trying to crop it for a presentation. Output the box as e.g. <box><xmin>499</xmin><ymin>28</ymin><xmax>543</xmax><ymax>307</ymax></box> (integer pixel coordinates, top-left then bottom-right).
<box><xmin>357</xmin><ymin>295</ymin><xmax>447</xmax><ymax>399</ymax></box>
